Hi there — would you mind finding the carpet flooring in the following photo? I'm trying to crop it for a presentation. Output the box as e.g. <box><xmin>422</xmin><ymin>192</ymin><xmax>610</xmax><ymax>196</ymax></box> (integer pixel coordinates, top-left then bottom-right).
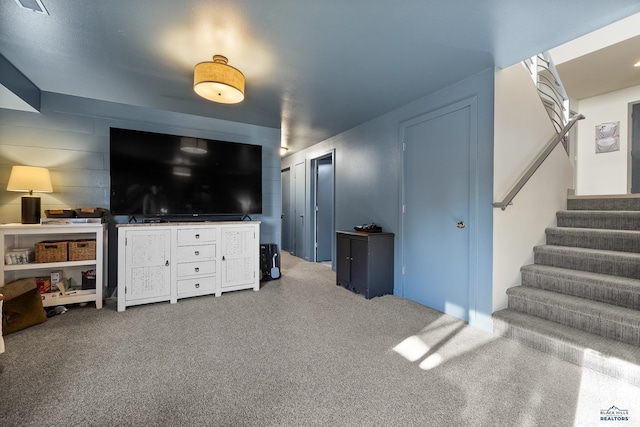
<box><xmin>1</xmin><ymin>252</ymin><xmax>639</xmax><ymax>426</ymax></box>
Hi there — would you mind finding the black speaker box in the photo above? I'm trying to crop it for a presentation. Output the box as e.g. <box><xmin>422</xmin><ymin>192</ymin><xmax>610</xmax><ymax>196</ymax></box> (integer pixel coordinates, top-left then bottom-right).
<box><xmin>260</xmin><ymin>244</ymin><xmax>281</xmax><ymax>281</ymax></box>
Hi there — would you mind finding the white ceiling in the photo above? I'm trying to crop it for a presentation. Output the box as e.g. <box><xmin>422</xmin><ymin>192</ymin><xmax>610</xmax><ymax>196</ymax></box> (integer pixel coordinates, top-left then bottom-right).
<box><xmin>2</xmin><ymin>1</ymin><xmax>640</xmax><ymax>154</ymax></box>
<box><xmin>556</xmin><ymin>36</ymin><xmax>640</xmax><ymax>101</ymax></box>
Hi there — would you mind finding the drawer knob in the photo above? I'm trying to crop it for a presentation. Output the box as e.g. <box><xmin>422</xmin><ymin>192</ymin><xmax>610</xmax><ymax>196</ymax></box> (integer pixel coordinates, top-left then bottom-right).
<box><xmin>195</xmin><ymin>251</ymin><xmax>200</xmax><ymax>256</ymax></box>
<box><xmin>195</xmin><ymin>234</ymin><xmax>200</xmax><ymax>239</ymax></box>
<box><xmin>195</xmin><ymin>283</ymin><xmax>200</xmax><ymax>289</ymax></box>
<box><xmin>165</xmin><ymin>260</ymin><xmax>170</xmax><ymax>266</ymax></box>
<box><xmin>195</xmin><ymin>267</ymin><xmax>200</xmax><ymax>272</ymax></box>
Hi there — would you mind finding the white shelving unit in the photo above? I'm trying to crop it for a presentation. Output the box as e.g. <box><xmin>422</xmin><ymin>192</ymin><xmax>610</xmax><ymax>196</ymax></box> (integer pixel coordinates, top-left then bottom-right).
<box><xmin>0</xmin><ymin>223</ymin><xmax>107</xmax><ymax>309</ymax></box>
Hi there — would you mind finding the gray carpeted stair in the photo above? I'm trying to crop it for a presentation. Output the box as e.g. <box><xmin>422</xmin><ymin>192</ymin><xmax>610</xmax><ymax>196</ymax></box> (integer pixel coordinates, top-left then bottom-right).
<box><xmin>520</xmin><ymin>265</ymin><xmax>640</xmax><ymax>310</ymax></box>
<box><xmin>556</xmin><ymin>210</ymin><xmax>640</xmax><ymax>230</ymax></box>
<box><xmin>567</xmin><ymin>195</ymin><xmax>640</xmax><ymax>211</ymax></box>
<box><xmin>533</xmin><ymin>245</ymin><xmax>640</xmax><ymax>279</ymax></box>
<box><xmin>494</xmin><ymin>195</ymin><xmax>640</xmax><ymax>386</ymax></box>
<box><xmin>493</xmin><ymin>310</ymin><xmax>640</xmax><ymax>386</ymax></box>
<box><xmin>545</xmin><ymin>227</ymin><xmax>640</xmax><ymax>253</ymax></box>
<box><xmin>506</xmin><ymin>286</ymin><xmax>640</xmax><ymax>345</ymax></box>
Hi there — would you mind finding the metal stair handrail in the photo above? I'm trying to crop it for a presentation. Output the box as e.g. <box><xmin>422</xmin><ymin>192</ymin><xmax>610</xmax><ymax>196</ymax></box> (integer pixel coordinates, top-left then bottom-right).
<box><xmin>493</xmin><ymin>113</ymin><xmax>585</xmax><ymax>210</ymax></box>
<box><xmin>524</xmin><ymin>52</ymin><xmax>570</xmax><ymax>133</ymax></box>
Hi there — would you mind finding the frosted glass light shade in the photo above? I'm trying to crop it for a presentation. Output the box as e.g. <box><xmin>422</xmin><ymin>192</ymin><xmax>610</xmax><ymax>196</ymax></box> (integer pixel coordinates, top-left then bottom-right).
<box><xmin>6</xmin><ymin>166</ymin><xmax>53</xmax><ymax>194</ymax></box>
<box><xmin>180</xmin><ymin>137</ymin><xmax>207</xmax><ymax>154</ymax></box>
<box><xmin>194</xmin><ymin>55</ymin><xmax>245</xmax><ymax>104</ymax></box>
<box><xmin>173</xmin><ymin>166</ymin><xmax>191</xmax><ymax>177</ymax></box>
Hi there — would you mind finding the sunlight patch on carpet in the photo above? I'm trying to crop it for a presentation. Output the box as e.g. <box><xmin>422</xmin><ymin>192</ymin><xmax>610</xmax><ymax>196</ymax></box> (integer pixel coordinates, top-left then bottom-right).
<box><xmin>392</xmin><ymin>335</ymin><xmax>430</xmax><ymax>362</ymax></box>
<box><xmin>419</xmin><ymin>353</ymin><xmax>443</xmax><ymax>370</ymax></box>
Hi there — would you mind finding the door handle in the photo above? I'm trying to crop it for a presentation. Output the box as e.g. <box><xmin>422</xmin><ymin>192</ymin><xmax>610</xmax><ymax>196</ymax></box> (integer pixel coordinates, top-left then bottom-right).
<box><xmin>456</xmin><ymin>221</ymin><xmax>466</xmax><ymax>229</ymax></box>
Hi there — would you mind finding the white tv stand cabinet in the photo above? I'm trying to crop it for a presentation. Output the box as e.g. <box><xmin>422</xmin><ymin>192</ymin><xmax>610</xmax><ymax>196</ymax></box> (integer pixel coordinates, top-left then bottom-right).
<box><xmin>116</xmin><ymin>221</ymin><xmax>260</xmax><ymax>311</ymax></box>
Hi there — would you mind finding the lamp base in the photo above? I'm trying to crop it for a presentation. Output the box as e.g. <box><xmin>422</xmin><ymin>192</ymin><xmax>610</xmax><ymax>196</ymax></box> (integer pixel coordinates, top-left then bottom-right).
<box><xmin>21</xmin><ymin>196</ymin><xmax>41</xmax><ymax>224</ymax></box>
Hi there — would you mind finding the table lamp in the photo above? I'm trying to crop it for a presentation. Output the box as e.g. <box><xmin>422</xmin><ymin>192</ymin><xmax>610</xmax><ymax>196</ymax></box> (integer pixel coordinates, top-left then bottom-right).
<box><xmin>6</xmin><ymin>166</ymin><xmax>53</xmax><ymax>224</ymax></box>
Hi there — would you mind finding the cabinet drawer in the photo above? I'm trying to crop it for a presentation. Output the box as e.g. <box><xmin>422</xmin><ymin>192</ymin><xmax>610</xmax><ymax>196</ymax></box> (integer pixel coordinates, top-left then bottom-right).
<box><xmin>176</xmin><ymin>244</ymin><xmax>216</xmax><ymax>262</ymax></box>
<box><xmin>177</xmin><ymin>228</ymin><xmax>216</xmax><ymax>245</ymax></box>
<box><xmin>177</xmin><ymin>276</ymin><xmax>216</xmax><ymax>295</ymax></box>
<box><xmin>176</xmin><ymin>260</ymin><xmax>216</xmax><ymax>277</ymax></box>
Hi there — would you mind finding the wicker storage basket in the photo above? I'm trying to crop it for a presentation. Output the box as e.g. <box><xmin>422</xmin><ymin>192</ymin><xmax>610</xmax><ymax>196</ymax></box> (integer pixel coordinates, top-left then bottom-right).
<box><xmin>68</xmin><ymin>239</ymin><xmax>96</xmax><ymax>261</ymax></box>
<box><xmin>35</xmin><ymin>241</ymin><xmax>68</xmax><ymax>263</ymax></box>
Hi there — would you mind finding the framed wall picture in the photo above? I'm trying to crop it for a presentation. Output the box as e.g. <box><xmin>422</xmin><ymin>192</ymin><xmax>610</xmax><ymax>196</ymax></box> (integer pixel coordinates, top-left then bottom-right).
<box><xmin>595</xmin><ymin>121</ymin><xmax>620</xmax><ymax>153</ymax></box>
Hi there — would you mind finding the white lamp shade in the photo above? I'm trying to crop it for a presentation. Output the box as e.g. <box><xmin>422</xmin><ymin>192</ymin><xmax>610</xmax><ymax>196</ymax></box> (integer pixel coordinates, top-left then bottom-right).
<box><xmin>194</xmin><ymin>55</ymin><xmax>245</xmax><ymax>104</ymax></box>
<box><xmin>6</xmin><ymin>166</ymin><xmax>53</xmax><ymax>193</ymax></box>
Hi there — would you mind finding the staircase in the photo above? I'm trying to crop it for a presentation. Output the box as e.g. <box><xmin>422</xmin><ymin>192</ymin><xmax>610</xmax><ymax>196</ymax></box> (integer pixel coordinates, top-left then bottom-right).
<box><xmin>493</xmin><ymin>195</ymin><xmax>640</xmax><ymax>386</ymax></box>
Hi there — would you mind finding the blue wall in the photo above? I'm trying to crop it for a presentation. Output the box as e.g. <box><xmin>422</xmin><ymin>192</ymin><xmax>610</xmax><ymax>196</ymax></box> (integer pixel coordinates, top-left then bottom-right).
<box><xmin>1</xmin><ymin>91</ymin><xmax>282</xmax><ymax>291</ymax></box>
<box><xmin>0</xmin><ymin>92</ymin><xmax>282</xmax><ymax>244</ymax></box>
<box><xmin>281</xmin><ymin>68</ymin><xmax>494</xmax><ymax>330</ymax></box>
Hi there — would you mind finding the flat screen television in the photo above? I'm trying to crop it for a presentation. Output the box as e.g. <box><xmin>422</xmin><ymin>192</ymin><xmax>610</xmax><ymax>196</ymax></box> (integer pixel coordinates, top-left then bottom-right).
<box><xmin>110</xmin><ymin>128</ymin><xmax>262</xmax><ymax>218</ymax></box>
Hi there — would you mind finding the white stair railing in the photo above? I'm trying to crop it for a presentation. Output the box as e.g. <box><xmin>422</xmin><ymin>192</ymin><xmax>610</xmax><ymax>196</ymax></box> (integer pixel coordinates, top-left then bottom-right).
<box><xmin>494</xmin><ymin>52</ymin><xmax>584</xmax><ymax>210</ymax></box>
<box><xmin>523</xmin><ymin>52</ymin><xmax>571</xmax><ymax>152</ymax></box>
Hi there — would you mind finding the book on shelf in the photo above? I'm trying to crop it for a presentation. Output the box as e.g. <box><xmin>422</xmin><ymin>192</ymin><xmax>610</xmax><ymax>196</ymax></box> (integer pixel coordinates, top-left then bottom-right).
<box><xmin>40</xmin><ymin>218</ymin><xmax>103</xmax><ymax>225</ymax></box>
<box><xmin>63</xmin><ymin>289</ymin><xmax>95</xmax><ymax>296</ymax></box>
<box><xmin>41</xmin><ymin>291</ymin><xmax>62</xmax><ymax>301</ymax></box>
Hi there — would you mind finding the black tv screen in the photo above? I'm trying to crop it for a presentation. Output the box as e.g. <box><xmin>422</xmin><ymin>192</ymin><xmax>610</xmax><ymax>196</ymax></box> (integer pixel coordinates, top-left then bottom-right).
<box><xmin>110</xmin><ymin>128</ymin><xmax>262</xmax><ymax>217</ymax></box>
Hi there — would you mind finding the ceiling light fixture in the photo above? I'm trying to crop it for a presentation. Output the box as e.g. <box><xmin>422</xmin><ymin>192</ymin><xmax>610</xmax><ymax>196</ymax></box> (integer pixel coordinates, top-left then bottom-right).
<box><xmin>634</xmin><ymin>60</ymin><xmax>640</xmax><ymax>67</ymax></box>
<box><xmin>280</xmin><ymin>146</ymin><xmax>289</xmax><ymax>156</ymax></box>
<box><xmin>194</xmin><ymin>55</ymin><xmax>245</xmax><ymax>104</ymax></box>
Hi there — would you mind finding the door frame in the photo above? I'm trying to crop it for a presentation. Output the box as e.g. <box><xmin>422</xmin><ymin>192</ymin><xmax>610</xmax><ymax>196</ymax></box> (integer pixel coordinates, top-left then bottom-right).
<box><xmin>399</xmin><ymin>96</ymin><xmax>479</xmax><ymax>323</ymax></box>
<box><xmin>293</xmin><ymin>161</ymin><xmax>306</xmax><ymax>259</ymax></box>
<box><xmin>280</xmin><ymin>167</ymin><xmax>292</xmax><ymax>252</ymax></box>
<box><xmin>629</xmin><ymin>101</ymin><xmax>640</xmax><ymax>193</ymax></box>
<box><xmin>569</xmin><ymin>109</ymin><xmax>579</xmax><ymax>192</ymax></box>
<box><xmin>309</xmin><ymin>149</ymin><xmax>336</xmax><ymax>265</ymax></box>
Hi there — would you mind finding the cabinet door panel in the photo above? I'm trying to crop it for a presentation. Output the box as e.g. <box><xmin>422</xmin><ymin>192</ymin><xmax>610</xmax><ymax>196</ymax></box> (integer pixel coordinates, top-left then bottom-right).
<box><xmin>221</xmin><ymin>226</ymin><xmax>256</xmax><ymax>288</ymax></box>
<box><xmin>336</xmin><ymin>235</ymin><xmax>351</xmax><ymax>286</ymax></box>
<box><xmin>125</xmin><ymin>230</ymin><xmax>171</xmax><ymax>301</ymax></box>
<box><xmin>129</xmin><ymin>265</ymin><xmax>169</xmax><ymax>299</ymax></box>
<box><xmin>350</xmin><ymin>238</ymin><xmax>368</xmax><ymax>295</ymax></box>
